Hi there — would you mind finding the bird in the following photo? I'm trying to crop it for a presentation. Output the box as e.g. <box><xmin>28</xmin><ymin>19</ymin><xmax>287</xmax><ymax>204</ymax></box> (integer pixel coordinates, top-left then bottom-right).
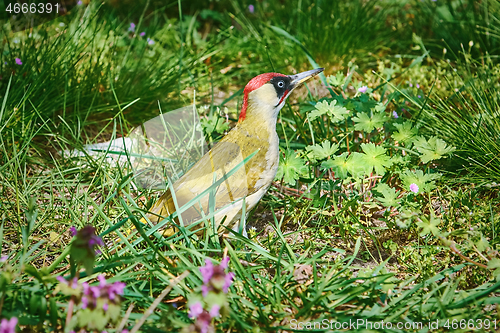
<box><xmin>141</xmin><ymin>68</ymin><xmax>324</xmax><ymax>237</ymax></box>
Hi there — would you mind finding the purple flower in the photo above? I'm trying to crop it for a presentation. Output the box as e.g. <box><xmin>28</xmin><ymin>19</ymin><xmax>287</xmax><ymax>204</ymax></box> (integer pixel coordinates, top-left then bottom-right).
<box><xmin>200</xmin><ymin>259</ymin><xmax>214</xmax><ymax>284</ymax></box>
<box><xmin>77</xmin><ymin>0</ymin><xmax>82</xmax><ymax>5</ymax></box>
<box><xmin>192</xmin><ymin>255</ymin><xmax>235</xmax><ymax>328</ymax></box>
<box><xmin>200</xmin><ymin>256</ymin><xmax>235</xmax><ymax>295</ymax></box>
<box><xmin>15</xmin><ymin>58</ymin><xmax>22</xmax><ymax>65</ymax></box>
<box><xmin>90</xmin><ymin>286</ymin><xmax>100</xmax><ymax>299</ymax></box>
<box><xmin>57</xmin><ymin>276</ymin><xmax>79</xmax><ymax>289</ymax></box>
<box><xmin>223</xmin><ymin>272</ymin><xmax>234</xmax><ymax>293</ymax></box>
<box><xmin>82</xmin><ymin>282</ymin><xmax>89</xmax><ymax>295</ymax></box>
<box><xmin>410</xmin><ymin>183</ymin><xmax>419</xmax><ymax>193</ymax></box>
<box><xmin>195</xmin><ymin>311</ymin><xmax>212</xmax><ymax>333</ymax></box>
<box><xmin>248</xmin><ymin>4</ymin><xmax>255</xmax><ymax>13</ymax></box>
<box><xmin>358</xmin><ymin>86</ymin><xmax>368</xmax><ymax>93</ymax></box>
<box><xmin>72</xmin><ymin>225</ymin><xmax>104</xmax><ymax>253</ymax></box>
<box><xmin>220</xmin><ymin>256</ymin><xmax>229</xmax><ymax>269</ymax></box>
<box><xmin>418</xmin><ymin>95</ymin><xmax>421</xmax><ymax>98</ymax></box>
<box><xmin>98</xmin><ymin>274</ymin><xmax>106</xmax><ymax>286</ymax></box>
<box><xmin>0</xmin><ymin>255</ymin><xmax>8</xmax><ymax>262</ymax></box>
<box><xmin>70</xmin><ymin>226</ymin><xmax>77</xmax><ymax>236</ymax></box>
<box><xmin>108</xmin><ymin>281</ymin><xmax>126</xmax><ymax>300</ymax></box>
<box><xmin>409</xmin><ymin>83</ymin><xmax>413</xmax><ymax>87</ymax></box>
<box><xmin>393</xmin><ymin>111</ymin><xmax>399</xmax><ymax>119</ymax></box>
<box><xmin>209</xmin><ymin>304</ymin><xmax>220</xmax><ymax>318</ymax></box>
<box><xmin>81</xmin><ymin>296</ymin><xmax>88</xmax><ymax>309</ymax></box>
<box><xmin>416</xmin><ymin>83</ymin><xmax>420</xmax><ymax>88</ymax></box>
<box><xmin>128</xmin><ymin>23</ymin><xmax>135</xmax><ymax>32</ymax></box>
<box><xmin>147</xmin><ymin>38</ymin><xmax>155</xmax><ymax>45</ymax></box>
<box><xmin>71</xmin><ymin>225</ymin><xmax>104</xmax><ymax>256</ymax></box>
<box><xmin>189</xmin><ymin>301</ymin><xmax>203</xmax><ymax>319</ymax></box>
<box><xmin>88</xmin><ymin>235</ymin><xmax>104</xmax><ymax>248</ymax></box>
<box><xmin>140</xmin><ymin>32</ymin><xmax>145</xmax><ymax>37</ymax></box>
<box><xmin>58</xmin><ymin>275</ymin><xmax>125</xmax><ymax>312</ymax></box>
<box><xmin>201</xmin><ymin>284</ymin><xmax>210</xmax><ymax>297</ymax></box>
<box><xmin>0</xmin><ymin>317</ymin><xmax>18</xmax><ymax>333</ymax></box>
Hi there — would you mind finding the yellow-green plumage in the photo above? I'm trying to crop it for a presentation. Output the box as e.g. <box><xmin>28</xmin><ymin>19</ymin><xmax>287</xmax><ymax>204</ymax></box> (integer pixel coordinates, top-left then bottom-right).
<box><xmin>143</xmin><ymin>98</ymin><xmax>278</xmax><ymax>233</ymax></box>
<box><xmin>141</xmin><ymin>68</ymin><xmax>323</xmax><ymax>235</ymax></box>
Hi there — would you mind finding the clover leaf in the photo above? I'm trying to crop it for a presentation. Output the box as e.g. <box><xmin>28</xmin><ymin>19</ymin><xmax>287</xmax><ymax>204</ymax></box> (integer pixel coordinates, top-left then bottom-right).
<box><xmin>323</xmin><ymin>152</ymin><xmax>369</xmax><ymax>179</ymax></box>
<box><xmin>393</xmin><ymin>121</ymin><xmax>418</xmax><ymax>145</ymax></box>
<box><xmin>275</xmin><ymin>150</ymin><xmax>308</xmax><ymax>186</ymax></box>
<box><xmin>413</xmin><ymin>136</ymin><xmax>456</xmax><ymax>164</ymax></box>
<box><xmin>360</xmin><ymin>143</ymin><xmax>393</xmax><ymax>175</ymax></box>
<box><xmin>306</xmin><ymin>141</ymin><xmax>339</xmax><ymax>162</ymax></box>
<box><xmin>416</xmin><ymin>215</ymin><xmax>441</xmax><ymax>236</ymax></box>
<box><xmin>353</xmin><ymin>112</ymin><xmax>385</xmax><ymax>132</ymax></box>
<box><xmin>321</xmin><ymin>152</ymin><xmax>349</xmax><ymax>180</ymax></box>
<box><xmin>327</xmin><ymin>72</ymin><xmax>346</xmax><ymax>87</ymax></box>
<box><xmin>200</xmin><ymin>114</ymin><xmax>230</xmax><ymax>135</ymax></box>
<box><xmin>373</xmin><ymin>183</ymin><xmax>401</xmax><ymax>207</ymax></box>
<box><xmin>309</xmin><ymin>100</ymin><xmax>349</xmax><ymax>123</ymax></box>
<box><xmin>400</xmin><ymin>169</ymin><xmax>441</xmax><ymax>194</ymax></box>
<box><xmin>373</xmin><ymin>102</ymin><xmax>386</xmax><ymax>113</ymax></box>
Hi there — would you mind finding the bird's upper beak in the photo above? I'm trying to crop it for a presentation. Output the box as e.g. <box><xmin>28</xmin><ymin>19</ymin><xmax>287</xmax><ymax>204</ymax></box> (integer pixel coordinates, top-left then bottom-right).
<box><xmin>289</xmin><ymin>68</ymin><xmax>324</xmax><ymax>89</ymax></box>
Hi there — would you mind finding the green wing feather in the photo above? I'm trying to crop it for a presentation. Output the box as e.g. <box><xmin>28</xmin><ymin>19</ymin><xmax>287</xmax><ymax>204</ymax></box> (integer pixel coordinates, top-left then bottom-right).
<box><xmin>143</xmin><ymin>125</ymin><xmax>272</xmax><ymax>227</ymax></box>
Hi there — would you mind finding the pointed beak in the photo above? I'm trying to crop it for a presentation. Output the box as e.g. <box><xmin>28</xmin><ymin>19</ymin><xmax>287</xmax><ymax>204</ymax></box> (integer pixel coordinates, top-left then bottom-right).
<box><xmin>289</xmin><ymin>68</ymin><xmax>324</xmax><ymax>88</ymax></box>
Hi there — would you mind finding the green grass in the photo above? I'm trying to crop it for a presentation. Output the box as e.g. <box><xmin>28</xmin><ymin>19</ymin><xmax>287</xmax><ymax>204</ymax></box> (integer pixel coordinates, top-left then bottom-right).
<box><xmin>412</xmin><ymin>0</ymin><xmax>500</xmax><ymax>58</ymax></box>
<box><xmin>413</xmin><ymin>55</ymin><xmax>500</xmax><ymax>184</ymax></box>
<box><xmin>1</xmin><ymin>0</ymin><xmax>500</xmax><ymax>332</ymax></box>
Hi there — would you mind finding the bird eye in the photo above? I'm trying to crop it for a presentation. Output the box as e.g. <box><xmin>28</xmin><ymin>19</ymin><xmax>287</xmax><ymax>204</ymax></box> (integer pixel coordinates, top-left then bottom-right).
<box><xmin>278</xmin><ymin>81</ymin><xmax>285</xmax><ymax>88</ymax></box>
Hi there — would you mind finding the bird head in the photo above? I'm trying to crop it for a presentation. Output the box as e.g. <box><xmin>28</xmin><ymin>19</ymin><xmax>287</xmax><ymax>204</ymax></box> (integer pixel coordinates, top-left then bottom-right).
<box><xmin>238</xmin><ymin>68</ymin><xmax>324</xmax><ymax>123</ymax></box>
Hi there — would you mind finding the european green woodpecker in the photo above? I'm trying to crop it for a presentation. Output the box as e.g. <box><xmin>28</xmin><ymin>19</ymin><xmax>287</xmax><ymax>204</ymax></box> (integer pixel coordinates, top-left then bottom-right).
<box><xmin>142</xmin><ymin>68</ymin><xmax>324</xmax><ymax>236</ymax></box>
